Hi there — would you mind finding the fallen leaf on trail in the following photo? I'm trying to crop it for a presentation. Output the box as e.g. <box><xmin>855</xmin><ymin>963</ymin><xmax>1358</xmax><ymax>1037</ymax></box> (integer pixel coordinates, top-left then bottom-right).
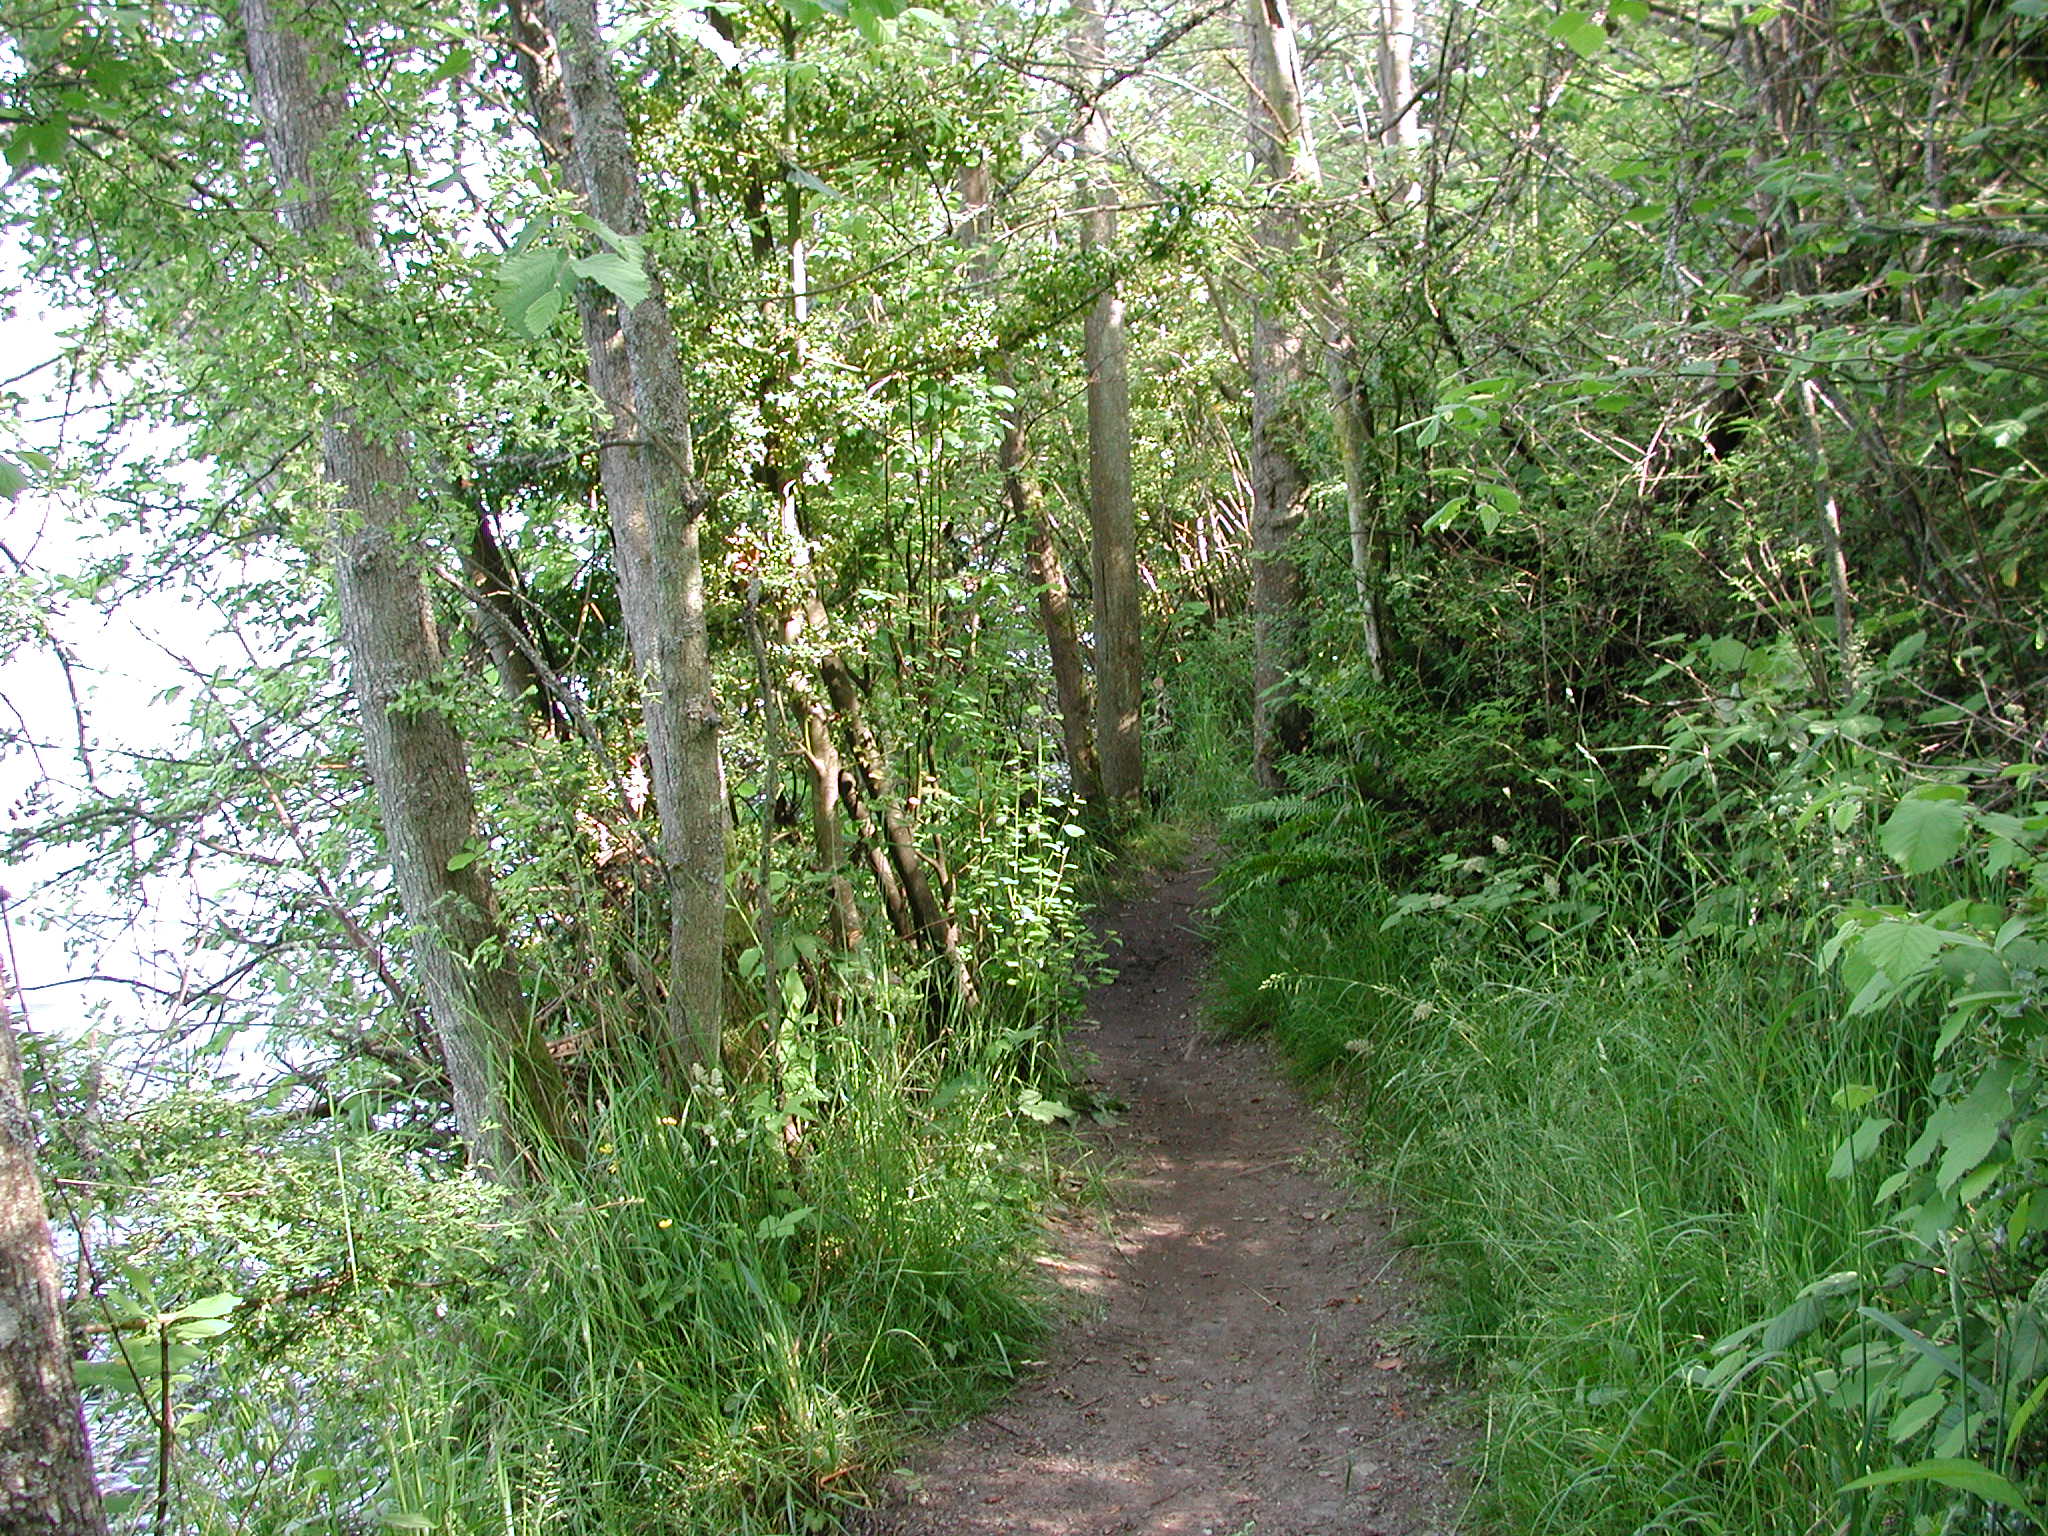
<box><xmin>1374</xmin><ymin>1357</ymin><xmax>1405</xmax><ymax>1371</ymax></box>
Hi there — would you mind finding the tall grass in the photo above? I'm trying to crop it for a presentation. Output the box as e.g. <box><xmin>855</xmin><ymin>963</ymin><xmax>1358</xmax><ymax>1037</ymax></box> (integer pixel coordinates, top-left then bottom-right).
<box><xmin>92</xmin><ymin>994</ymin><xmax>1056</xmax><ymax>1536</ymax></box>
<box><xmin>1207</xmin><ymin>839</ymin><xmax>1924</xmax><ymax>1534</ymax></box>
<box><xmin>375</xmin><ymin>1015</ymin><xmax>1049</xmax><ymax>1536</ymax></box>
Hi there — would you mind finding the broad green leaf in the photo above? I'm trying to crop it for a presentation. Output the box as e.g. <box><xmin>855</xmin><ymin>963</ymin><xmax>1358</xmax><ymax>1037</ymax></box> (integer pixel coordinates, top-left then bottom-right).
<box><xmin>1705</xmin><ymin>635</ymin><xmax>1749</xmax><ymax>671</ymax></box>
<box><xmin>1546</xmin><ymin>10</ymin><xmax>1607</xmax><ymax>57</ymax></box>
<box><xmin>1841</xmin><ymin>1458</ymin><xmax>2040</xmax><ymax>1523</ymax></box>
<box><xmin>167</xmin><ymin>1292</ymin><xmax>240</xmax><ymax>1321</ymax></box>
<box><xmin>576</xmin><ymin>215</ymin><xmax>648</xmax><ymax>267</ymax></box>
<box><xmin>1828</xmin><ymin>1115</ymin><xmax>1894</xmax><ymax>1180</ymax></box>
<box><xmin>1881</xmin><ymin>793</ymin><xmax>1971</xmax><ymax>873</ymax></box>
<box><xmin>1888</xmin><ymin>1388</ymin><xmax>1948</xmax><ymax>1443</ymax></box>
<box><xmin>569</xmin><ymin>252</ymin><xmax>651</xmax><ymax>310</ymax></box>
<box><xmin>1855</xmin><ymin>920</ymin><xmax>1949</xmax><ymax>981</ymax></box>
<box><xmin>0</xmin><ymin>456</ymin><xmax>25</xmax><ymax>499</ymax></box>
<box><xmin>426</xmin><ymin>46</ymin><xmax>472</xmax><ymax>85</ymax></box>
<box><xmin>495</xmin><ymin>247</ymin><xmax>567</xmax><ymax>337</ymax></box>
<box><xmin>1761</xmin><ymin>1293</ymin><xmax>1826</xmax><ymax>1352</ymax></box>
<box><xmin>1935</xmin><ymin>1064</ymin><xmax>2013</xmax><ymax>1191</ymax></box>
<box><xmin>1887</xmin><ymin>631</ymin><xmax>1929</xmax><ymax>672</ymax></box>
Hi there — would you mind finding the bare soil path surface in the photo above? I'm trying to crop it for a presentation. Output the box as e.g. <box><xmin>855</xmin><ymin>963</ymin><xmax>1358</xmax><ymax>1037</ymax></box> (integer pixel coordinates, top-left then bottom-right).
<box><xmin>873</xmin><ymin>857</ymin><xmax>1468</xmax><ymax>1536</ymax></box>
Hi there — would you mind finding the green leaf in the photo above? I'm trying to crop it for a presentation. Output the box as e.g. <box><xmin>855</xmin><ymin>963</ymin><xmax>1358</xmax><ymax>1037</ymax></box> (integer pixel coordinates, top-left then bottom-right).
<box><xmin>1761</xmin><ymin>1293</ymin><xmax>1826</xmax><ymax>1352</ymax></box>
<box><xmin>1841</xmin><ymin>1458</ymin><xmax>2040</xmax><ymax>1524</ymax></box>
<box><xmin>1545</xmin><ymin>10</ymin><xmax>1607</xmax><ymax>57</ymax></box>
<box><xmin>1888</xmin><ymin>1388</ymin><xmax>1949</xmax><ymax>1443</ymax></box>
<box><xmin>1705</xmin><ymin>636</ymin><xmax>1749</xmax><ymax>672</ymax></box>
<box><xmin>1880</xmin><ymin>792</ymin><xmax>1971</xmax><ymax>874</ymax></box>
<box><xmin>1828</xmin><ymin>1116</ymin><xmax>1895</xmax><ymax>1180</ymax></box>
<box><xmin>1886</xmin><ymin>631</ymin><xmax>1929</xmax><ymax>673</ymax></box>
<box><xmin>0</xmin><ymin>456</ymin><xmax>26</xmax><ymax>499</ymax></box>
<box><xmin>166</xmin><ymin>1292</ymin><xmax>240</xmax><ymax>1321</ymax></box>
<box><xmin>495</xmin><ymin>246</ymin><xmax>567</xmax><ymax>337</ymax></box>
<box><xmin>1855</xmin><ymin>920</ymin><xmax>1950</xmax><ymax>982</ymax></box>
<box><xmin>1935</xmin><ymin>1064</ymin><xmax>2013</xmax><ymax>1192</ymax></box>
<box><xmin>5</xmin><ymin>114</ymin><xmax>70</xmax><ymax>170</ymax></box>
<box><xmin>569</xmin><ymin>251</ymin><xmax>652</xmax><ymax>310</ymax></box>
<box><xmin>518</xmin><ymin>282</ymin><xmax>564</xmax><ymax>332</ymax></box>
<box><xmin>427</xmin><ymin>46</ymin><xmax>473</xmax><ymax>85</ymax></box>
<box><xmin>787</xmin><ymin>165</ymin><xmax>837</xmax><ymax>198</ymax></box>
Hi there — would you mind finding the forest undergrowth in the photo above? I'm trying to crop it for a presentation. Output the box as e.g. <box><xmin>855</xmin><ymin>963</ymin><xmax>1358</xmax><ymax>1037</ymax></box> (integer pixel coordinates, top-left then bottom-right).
<box><xmin>32</xmin><ymin>818</ymin><xmax>1111</xmax><ymax>1536</ymax></box>
<box><xmin>1180</xmin><ymin>631</ymin><xmax>2048</xmax><ymax>1536</ymax></box>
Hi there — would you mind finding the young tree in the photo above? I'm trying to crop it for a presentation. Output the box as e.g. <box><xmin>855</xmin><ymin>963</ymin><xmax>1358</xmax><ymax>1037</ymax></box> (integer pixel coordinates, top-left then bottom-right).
<box><xmin>239</xmin><ymin>0</ymin><xmax>570</xmax><ymax>1172</ymax></box>
<box><xmin>0</xmin><ymin>969</ymin><xmax>110</xmax><ymax>1536</ymax></box>
<box><xmin>1070</xmin><ymin>0</ymin><xmax>1144</xmax><ymax>813</ymax></box>
<box><xmin>1244</xmin><ymin>0</ymin><xmax>1319</xmax><ymax>786</ymax></box>
<box><xmin>537</xmin><ymin>0</ymin><xmax>730</xmax><ymax>1073</ymax></box>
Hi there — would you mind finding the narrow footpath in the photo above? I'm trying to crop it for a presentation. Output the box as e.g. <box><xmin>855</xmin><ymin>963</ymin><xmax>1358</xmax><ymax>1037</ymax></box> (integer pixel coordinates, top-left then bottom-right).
<box><xmin>875</xmin><ymin>858</ymin><xmax>1467</xmax><ymax>1536</ymax></box>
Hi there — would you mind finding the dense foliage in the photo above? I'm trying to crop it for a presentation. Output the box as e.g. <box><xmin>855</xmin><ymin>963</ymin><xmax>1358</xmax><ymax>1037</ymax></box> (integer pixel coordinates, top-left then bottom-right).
<box><xmin>4</xmin><ymin>0</ymin><xmax>2048</xmax><ymax>1529</ymax></box>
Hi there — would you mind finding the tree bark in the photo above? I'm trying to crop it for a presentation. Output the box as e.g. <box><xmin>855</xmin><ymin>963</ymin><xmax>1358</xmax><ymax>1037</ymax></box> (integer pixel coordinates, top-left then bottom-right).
<box><xmin>0</xmin><ymin>969</ymin><xmax>111</xmax><ymax>1536</ymax></box>
<box><xmin>1326</xmin><ymin>345</ymin><xmax>1392</xmax><ymax>680</ymax></box>
<box><xmin>957</xmin><ymin>160</ymin><xmax>1105</xmax><ymax>809</ymax></box>
<box><xmin>1800</xmin><ymin>375</ymin><xmax>1859</xmax><ymax>702</ymax></box>
<box><xmin>535</xmin><ymin>0</ymin><xmax>728</xmax><ymax>1074</ymax></box>
<box><xmin>241</xmin><ymin>0</ymin><xmax>569</xmax><ymax>1176</ymax></box>
<box><xmin>1376</xmin><ymin>0</ymin><xmax>1422</xmax><ymax>153</ymax></box>
<box><xmin>1070</xmin><ymin>0</ymin><xmax>1145</xmax><ymax>812</ymax></box>
<box><xmin>819</xmin><ymin>655</ymin><xmax>976</xmax><ymax>1008</ymax></box>
<box><xmin>1012</xmin><ymin>407</ymin><xmax>1105</xmax><ymax>808</ymax></box>
<box><xmin>1246</xmin><ymin>0</ymin><xmax>1320</xmax><ymax>787</ymax></box>
<box><xmin>465</xmin><ymin>505</ymin><xmax>563</xmax><ymax>734</ymax></box>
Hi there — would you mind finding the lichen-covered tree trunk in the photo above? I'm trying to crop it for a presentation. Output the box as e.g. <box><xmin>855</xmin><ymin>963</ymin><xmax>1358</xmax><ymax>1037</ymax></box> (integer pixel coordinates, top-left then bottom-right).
<box><xmin>538</xmin><ymin>0</ymin><xmax>728</xmax><ymax>1074</ymax></box>
<box><xmin>241</xmin><ymin>0</ymin><xmax>569</xmax><ymax>1175</ymax></box>
<box><xmin>1246</xmin><ymin>0</ymin><xmax>1320</xmax><ymax>787</ymax></box>
<box><xmin>1071</xmin><ymin>0</ymin><xmax>1144</xmax><ymax>812</ymax></box>
<box><xmin>0</xmin><ymin>971</ymin><xmax>110</xmax><ymax>1536</ymax></box>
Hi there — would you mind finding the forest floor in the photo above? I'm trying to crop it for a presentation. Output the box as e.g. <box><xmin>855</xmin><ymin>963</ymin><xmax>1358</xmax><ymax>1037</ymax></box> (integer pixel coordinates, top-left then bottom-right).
<box><xmin>869</xmin><ymin>856</ymin><xmax>1470</xmax><ymax>1536</ymax></box>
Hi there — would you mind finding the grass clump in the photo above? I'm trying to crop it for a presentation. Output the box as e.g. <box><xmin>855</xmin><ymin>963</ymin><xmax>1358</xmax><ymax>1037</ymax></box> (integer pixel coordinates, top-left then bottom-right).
<box><xmin>389</xmin><ymin>1022</ymin><xmax>1051</xmax><ymax>1536</ymax></box>
<box><xmin>1206</xmin><ymin>804</ymin><xmax>1918</xmax><ymax>1534</ymax></box>
<box><xmin>63</xmin><ymin>999</ymin><xmax>1058</xmax><ymax>1536</ymax></box>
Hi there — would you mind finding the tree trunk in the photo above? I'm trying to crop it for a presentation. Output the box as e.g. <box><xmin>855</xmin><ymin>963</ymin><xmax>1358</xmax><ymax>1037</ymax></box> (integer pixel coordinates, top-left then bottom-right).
<box><xmin>1800</xmin><ymin>375</ymin><xmax>1859</xmax><ymax>702</ymax></box>
<box><xmin>536</xmin><ymin>0</ymin><xmax>728</xmax><ymax>1074</ymax></box>
<box><xmin>0</xmin><ymin>970</ymin><xmax>111</xmax><ymax>1536</ymax></box>
<box><xmin>1070</xmin><ymin>0</ymin><xmax>1145</xmax><ymax>812</ymax></box>
<box><xmin>1326</xmin><ymin>346</ymin><xmax>1391</xmax><ymax>680</ymax></box>
<box><xmin>1246</xmin><ymin>0</ymin><xmax>1320</xmax><ymax>787</ymax></box>
<box><xmin>241</xmin><ymin>0</ymin><xmax>569</xmax><ymax>1176</ymax></box>
<box><xmin>957</xmin><ymin>161</ymin><xmax>1103</xmax><ymax>809</ymax></box>
<box><xmin>465</xmin><ymin>506</ymin><xmax>563</xmax><ymax>734</ymax></box>
<box><xmin>1012</xmin><ymin>406</ymin><xmax>1105</xmax><ymax>808</ymax></box>
<box><xmin>819</xmin><ymin>654</ymin><xmax>976</xmax><ymax>1009</ymax></box>
<box><xmin>1376</xmin><ymin>0</ymin><xmax>1422</xmax><ymax>153</ymax></box>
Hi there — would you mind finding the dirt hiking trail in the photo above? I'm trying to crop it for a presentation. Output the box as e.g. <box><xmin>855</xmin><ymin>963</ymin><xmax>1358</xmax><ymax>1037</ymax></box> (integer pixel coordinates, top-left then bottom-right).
<box><xmin>874</xmin><ymin>857</ymin><xmax>1468</xmax><ymax>1536</ymax></box>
